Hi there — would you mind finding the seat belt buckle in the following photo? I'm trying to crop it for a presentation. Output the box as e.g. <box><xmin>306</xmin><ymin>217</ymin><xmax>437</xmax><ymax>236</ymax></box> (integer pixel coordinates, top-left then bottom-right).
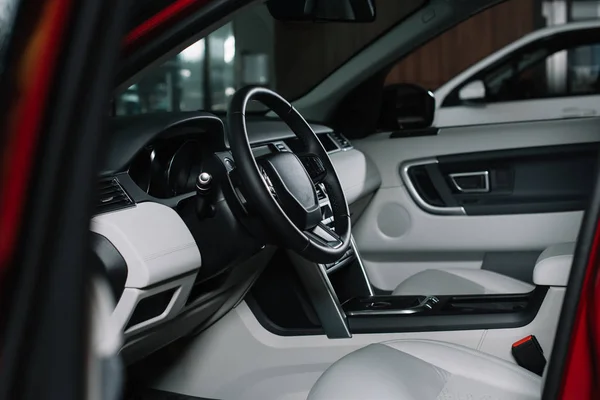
<box><xmin>511</xmin><ymin>335</ymin><xmax>546</xmax><ymax>376</ymax></box>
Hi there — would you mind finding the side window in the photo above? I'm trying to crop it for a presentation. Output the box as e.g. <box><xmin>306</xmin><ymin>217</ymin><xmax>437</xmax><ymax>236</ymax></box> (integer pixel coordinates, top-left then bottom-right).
<box><xmin>483</xmin><ymin>48</ymin><xmax>551</xmax><ymax>102</ymax></box>
<box><xmin>115</xmin><ymin>22</ymin><xmax>237</xmax><ymax>115</ymax></box>
<box><xmin>460</xmin><ymin>34</ymin><xmax>600</xmax><ymax>105</ymax></box>
<box><xmin>568</xmin><ymin>43</ymin><xmax>600</xmax><ymax>95</ymax></box>
<box><xmin>385</xmin><ymin>0</ymin><xmax>600</xmax><ymax>112</ymax></box>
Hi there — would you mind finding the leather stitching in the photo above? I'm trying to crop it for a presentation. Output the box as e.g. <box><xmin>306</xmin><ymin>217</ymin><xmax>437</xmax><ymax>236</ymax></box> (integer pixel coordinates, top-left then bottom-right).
<box><xmin>143</xmin><ymin>242</ymin><xmax>197</xmax><ymax>261</ymax></box>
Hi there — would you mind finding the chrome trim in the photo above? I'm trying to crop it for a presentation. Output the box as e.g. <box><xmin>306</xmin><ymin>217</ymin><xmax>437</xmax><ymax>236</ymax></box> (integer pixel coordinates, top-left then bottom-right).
<box><xmin>347</xmin><ymin>308</ymin><xmax>421</xmax><ymax>316</ymax></box>
<box><xmin>346</xmin><ymin>296</ymin><xmax>439</xmax><ymax>316</ymax></box>
<box><xmin>326</xmin><ymin>132</ymin><xmax>353</xmax><ymax>153</ymax></box>
<box><xmin>324</xmin><ymin>237</ymin><xmax>365</xmax><ymax>276</ymax></box>
<box><xmin>350</xmin><ymin>236</ymin><xmax>374</xmax><ymax>296</ymax></box>
<box><xmin>317</xmin><ymin>183</ymin><xmax>330</xmax><ymax>207</ymax></box>
<box><xmin>400</xmin><ymin>158</ymin><xmax>466</xmax><ymax>216</ymax></box>
<box><xmin>449</xmin><ymin>171</ymin><xmax>490</xmax><ymax>193</ymax></box>
<box><xmin>325</xmin><ymin>256</ymin><xmax>354</xmax><ymax>274</ymax></box>
<box><xmin>321</xmin><ymin>216</ymin><xmax>334</xmax><ymax>225</ymax></box>
<box><xmin>309</xmin><ymin>224</ymin><xmax>343</xmax><ymax>249</ymax></box>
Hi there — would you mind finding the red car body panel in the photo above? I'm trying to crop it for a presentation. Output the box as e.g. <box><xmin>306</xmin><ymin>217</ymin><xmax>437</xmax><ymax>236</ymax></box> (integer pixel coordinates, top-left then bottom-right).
<box><xmin>0</xmin><ymin>0</ymin><xmax>73</xmax><ymax>272</ymax></box>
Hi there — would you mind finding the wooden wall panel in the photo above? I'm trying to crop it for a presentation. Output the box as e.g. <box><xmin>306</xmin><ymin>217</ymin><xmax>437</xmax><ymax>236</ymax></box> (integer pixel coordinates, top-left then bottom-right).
<box><xmin>386</xmin><ymin>0</ymin><xmax>536</xmax><ymax>90</ymax></box>
<box><xmin>273</xmin><ymin>0</ymin><xmax>425</xmax><ymax>99</ymax></box>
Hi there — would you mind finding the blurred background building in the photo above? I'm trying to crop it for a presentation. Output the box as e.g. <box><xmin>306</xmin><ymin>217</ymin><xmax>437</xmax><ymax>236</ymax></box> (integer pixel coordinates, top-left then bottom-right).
<box><xmin>116</xmin><ymin>0</ymin><xmax>600</xmax><ymax>115</ymax></box>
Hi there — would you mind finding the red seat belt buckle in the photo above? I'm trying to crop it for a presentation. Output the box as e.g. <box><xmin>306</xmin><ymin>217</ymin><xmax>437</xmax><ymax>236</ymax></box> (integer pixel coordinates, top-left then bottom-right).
<box><xmin>511</xmin><ymin>335</ymin><xmax>546</xmax><ymax>376</ymax></box>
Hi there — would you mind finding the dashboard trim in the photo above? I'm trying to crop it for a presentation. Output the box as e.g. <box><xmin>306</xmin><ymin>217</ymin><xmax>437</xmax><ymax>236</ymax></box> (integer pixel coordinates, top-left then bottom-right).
<box><xmin>90</xmin><ymin>202</ymin><xmax>201</xmax><ymax>288</ymax></box>
<box><xmin>115</xmin><ymin>272</ymin><xmax>196</xmax><ymax>338</ymax></box>
<box><xmin>105</xmin><ymin>113</ymin><xmax>334</xmax><ymax>177</ymax></box>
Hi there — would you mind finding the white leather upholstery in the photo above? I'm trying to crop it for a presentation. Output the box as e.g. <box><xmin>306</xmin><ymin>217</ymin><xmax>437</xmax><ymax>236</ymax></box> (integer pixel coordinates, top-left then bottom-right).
<box><xmin>329</xmin><ymin>149</ymin><xmax>381</xmax><ymax>205</ymax></box>
<box><xmin>392</xmin><ymin>268</ymin><xmax>534</xmax><ymax>296</ymax></box>
<box><xmin>533</xmin><ymin>242</ymin><xmax>575</xmax><ymax>287</ymax></box>
<box><xmin>90</xmin><ymin>202</ymin><xmax>201</xmax><ymax>288</ymax></box>
<box><xmin>309</xmin><ymin>339</ymin><xmax>541</xmax><ymax>400</ymax></box>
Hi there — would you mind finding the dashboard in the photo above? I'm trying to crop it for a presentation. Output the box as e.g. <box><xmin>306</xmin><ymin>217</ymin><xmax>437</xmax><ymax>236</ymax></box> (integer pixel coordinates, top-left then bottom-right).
<box><xmin>128</xmin><ymin>138</ymin><xmax>203</xmax><ymax>198</ymax></box>
<box><xmin>93</xmin><ymin>111</ymin><xmax>381</xmax><ymax>363</ymax></box>
<box><xmin>116</xmin><ymin>114</ymin><xmax>354</xmax><ymax>201</ymax></box>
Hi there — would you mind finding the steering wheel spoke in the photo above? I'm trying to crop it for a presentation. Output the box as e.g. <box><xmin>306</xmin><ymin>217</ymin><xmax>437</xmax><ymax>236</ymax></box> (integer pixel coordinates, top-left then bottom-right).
<box><xmin>298</xmin><ymin>153</ymin><xmax>327</xmax><ymax>184</ymax></box>
<box><xmin>305</xmin><ymin>223</ymin><xmax>343</xmax><ymax>249</ymax></box>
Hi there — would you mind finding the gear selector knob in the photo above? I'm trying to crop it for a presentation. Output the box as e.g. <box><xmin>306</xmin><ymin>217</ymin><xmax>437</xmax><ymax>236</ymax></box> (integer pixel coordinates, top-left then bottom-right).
<box><xmin>197</xmin><ymin>172</ymin><xmax>212</xmax><ymax>191</ymax></box>
<box><xmin>196</xmin><ymin>172</ymin><xmax>214</xmax><ymax>218</ymax></box>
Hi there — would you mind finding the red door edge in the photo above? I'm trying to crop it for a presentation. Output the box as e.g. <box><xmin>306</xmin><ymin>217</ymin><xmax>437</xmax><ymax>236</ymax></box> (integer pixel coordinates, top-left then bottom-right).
<box><xmin>124</xmin><ymin>0</ymin><xmax>212</xmax><ymax>49</ymax></box>
<box><xmin>559</xmin><ymin>219</ymin><xmax>600</xmax><ymax>399</ymax></box>
<box><xmin>0</xmin><ymin>0</ymin><xmax>73</xmax><ymax>274</ymax></box>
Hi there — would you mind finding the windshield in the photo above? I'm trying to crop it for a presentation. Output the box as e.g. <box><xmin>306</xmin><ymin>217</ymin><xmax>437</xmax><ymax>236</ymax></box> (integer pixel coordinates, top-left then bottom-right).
<box><xmin>115</xmin><ymin>0</ymin><xmax>425</xmax><ymax>116</ymax></box>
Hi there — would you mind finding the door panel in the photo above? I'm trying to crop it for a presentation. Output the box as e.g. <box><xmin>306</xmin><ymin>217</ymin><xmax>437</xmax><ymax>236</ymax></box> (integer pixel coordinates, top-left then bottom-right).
<box><xmin>407</xmin><ymin>143</ymin><xmax>598</xmax><ymax>216</ymax></box>
<box><xmin>436</xmin><ymin>96</ymin><xmax>600</xmax><ymax>127</ymax></box>
<box><xmin>353</xmin><ymin>117</ymin><xmax>599</xmax><ymax>291</ymax></box>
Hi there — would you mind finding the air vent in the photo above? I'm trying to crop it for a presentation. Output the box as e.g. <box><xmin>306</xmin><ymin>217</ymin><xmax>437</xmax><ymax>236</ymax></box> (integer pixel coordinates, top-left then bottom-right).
<box><xmin>96</xmin><ymin>178</ymin><xmax>134</xmax><ymax>215</ymax></box>
<box><xmin>125</xmin><ymin>288</ymin><xmax>177</xmax><ymax>330</ymax></box>
<box><xmin>329</xmin><ymin>132</ymin><xmax>352</xmax><ymax>150</ymax></box>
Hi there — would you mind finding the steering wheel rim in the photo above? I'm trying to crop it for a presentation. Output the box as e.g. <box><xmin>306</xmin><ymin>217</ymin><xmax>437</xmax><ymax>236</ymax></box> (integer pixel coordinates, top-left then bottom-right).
<box><xmin>227</xmin><ymin>86</ymin><xmax>351</xmax><ymax>264</ymax></box>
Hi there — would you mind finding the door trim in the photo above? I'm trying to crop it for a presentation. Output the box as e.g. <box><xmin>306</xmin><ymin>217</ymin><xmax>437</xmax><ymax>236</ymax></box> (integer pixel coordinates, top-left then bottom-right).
<box><xmin>400</xmin><ymin>158</ymin><xmax>466</xmax><ymax>215</ymax></box>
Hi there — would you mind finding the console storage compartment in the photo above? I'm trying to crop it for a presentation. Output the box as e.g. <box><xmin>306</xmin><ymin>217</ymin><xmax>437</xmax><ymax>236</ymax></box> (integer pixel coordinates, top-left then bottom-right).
<box><xmin>343</xmin><ymin>288</ymin><xmax>547</xmax><ymax>333</ymax></box>
<box><xmin>344</xmin><ymin>295</ymin><xmax>437</xmax><ymax>316</ymax></box>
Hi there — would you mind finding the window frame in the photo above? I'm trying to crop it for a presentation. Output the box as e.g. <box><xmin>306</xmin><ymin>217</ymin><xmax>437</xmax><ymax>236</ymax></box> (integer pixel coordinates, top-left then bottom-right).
<box><xmin>441</xmin><ymin>27</ymin><xmax>600</xmax><ymax>107</ymax></box>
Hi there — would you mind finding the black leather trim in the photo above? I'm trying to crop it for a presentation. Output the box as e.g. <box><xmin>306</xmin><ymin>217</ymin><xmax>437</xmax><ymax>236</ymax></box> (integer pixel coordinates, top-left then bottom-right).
<box><xmin>103</xmin><ymin>112</ymin><xmax>225</xmax><ymax>175</ymax></box>
<box><xmin>90</xmin><ymin>232</ymin><xmax>128</xmax><ymax>301</ymax></box>
<box><xmin>347</xmin><ymin>287</ymin><xmax>548</xmax><ymax>333</ymax></box>
<box><xmin>408</xmin><ymin>142</ymin><xmax>600</xmax><ymax>216</ymax></box>
<box><xmin>104</xmin><ymin>113</ymin><xmax>333</xmax><ymax>177</ymax></box>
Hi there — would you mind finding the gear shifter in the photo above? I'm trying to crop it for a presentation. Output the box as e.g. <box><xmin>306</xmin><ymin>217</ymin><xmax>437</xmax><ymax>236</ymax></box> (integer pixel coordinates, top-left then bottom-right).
<box><xmin>196</xmin><ymin>172</ymin><xmax>214</xmax><ymax>219</ymax></box>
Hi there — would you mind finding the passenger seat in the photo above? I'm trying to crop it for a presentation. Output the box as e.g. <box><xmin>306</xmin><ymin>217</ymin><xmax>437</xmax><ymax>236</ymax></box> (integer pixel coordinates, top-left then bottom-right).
<box><xmin>392</xmin><ymin>243</ymin><xmax>575</xmax><ymax>296</ymax></box>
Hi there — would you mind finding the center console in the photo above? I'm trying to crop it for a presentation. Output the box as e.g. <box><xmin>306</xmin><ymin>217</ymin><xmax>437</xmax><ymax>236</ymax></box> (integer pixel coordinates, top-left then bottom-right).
<box><xmin>285</xmin><ymin>188</ymin><xmax>548</xmax><ymax>338</ymax></box>
<box><xmin>343</xmin><ymin>291</ymin><xmax>546</xmax><ymax>334</ymax></box>
<box><xmin>246</xmin><ymin>135</ymin><xmax>548</xmax><ymax>339</ymax></box>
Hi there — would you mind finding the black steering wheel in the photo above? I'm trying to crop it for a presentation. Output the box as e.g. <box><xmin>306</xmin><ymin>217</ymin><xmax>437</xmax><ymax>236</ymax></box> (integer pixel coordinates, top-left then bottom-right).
<box><xmin>227</xmin><ymin>86</ymin><xmax>351</xmax><ymax>264</ymax></box>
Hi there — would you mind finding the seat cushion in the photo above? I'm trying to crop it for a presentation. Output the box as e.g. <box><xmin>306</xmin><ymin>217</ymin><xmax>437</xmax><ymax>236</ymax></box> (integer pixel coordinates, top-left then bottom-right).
<box><xmin>308</xmin><ymin>339</ymin><xmax>541</xmax><ymax>400</ymax></box>
<box><xmin>392</xmin><ymin>268</ymin><xmax>535</xmax><ymax>296</ymax></box>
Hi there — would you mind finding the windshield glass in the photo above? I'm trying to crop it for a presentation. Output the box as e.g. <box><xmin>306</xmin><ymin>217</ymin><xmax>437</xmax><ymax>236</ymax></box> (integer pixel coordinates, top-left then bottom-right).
<box><xmin>115</xmin><ymin>0</ymin><xmax>425</xmax><ymax>115</ymax></box>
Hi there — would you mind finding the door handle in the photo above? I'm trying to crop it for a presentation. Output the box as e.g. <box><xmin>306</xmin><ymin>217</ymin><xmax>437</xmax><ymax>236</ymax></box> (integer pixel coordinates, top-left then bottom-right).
<box><xmin>449</xmin><ymin>171</ymin><xmax>490</xmax><ymax>193</ymax></box>
<box><xmin>561</xmin><ymin>107</ymin><xmax>597</xmax><ymax>118</ymax></box>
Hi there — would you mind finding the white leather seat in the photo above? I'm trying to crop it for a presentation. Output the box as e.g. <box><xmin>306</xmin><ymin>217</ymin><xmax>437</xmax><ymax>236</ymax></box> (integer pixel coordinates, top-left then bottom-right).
<box><xmin>392</xmin><ymin>268</ymin><xmax>535</xmax><ymax>296</ymax></box>
<box><xmin>391</xmin><ymin>243</ymin><xmax>575</xmax><ymax>296</ymax></box>
<box><xmin>309</xmin><ymin>339</ymin><xmax>541</xmax><ymax>400</ymax></box>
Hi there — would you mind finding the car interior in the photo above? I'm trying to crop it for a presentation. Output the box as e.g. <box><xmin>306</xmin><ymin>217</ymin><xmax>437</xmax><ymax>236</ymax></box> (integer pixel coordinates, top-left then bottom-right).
<box><xmin>82</xmin><ymin>0</ymin><xmax>600</xmax><ymax>399</ymax></box>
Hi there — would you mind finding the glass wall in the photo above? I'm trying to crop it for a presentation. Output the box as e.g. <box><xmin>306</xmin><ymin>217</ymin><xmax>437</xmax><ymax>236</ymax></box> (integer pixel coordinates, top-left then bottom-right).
<box><xmin>116</xmin><ymin>23</ymin><xmax>239</xmax><ymax>115</ymax></box>
<box><xmin>542</xmin><ymin>0</ymin><xmax>600</xmax><ymax>99</ymax></box>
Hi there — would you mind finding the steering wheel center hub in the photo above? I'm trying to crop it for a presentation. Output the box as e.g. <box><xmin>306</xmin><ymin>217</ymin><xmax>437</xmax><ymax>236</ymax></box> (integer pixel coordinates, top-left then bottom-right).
<box><xmin>258</xmin><ymin>152</ymin><xmax>322</xmax><ymax>230</ymax></box>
